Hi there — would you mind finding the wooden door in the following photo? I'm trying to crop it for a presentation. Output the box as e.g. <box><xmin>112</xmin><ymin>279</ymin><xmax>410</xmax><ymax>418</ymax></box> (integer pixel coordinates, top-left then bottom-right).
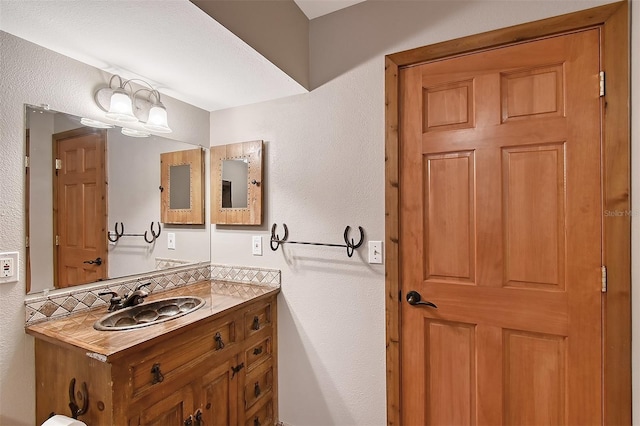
<box><xmin>54</xmin><ymin>128</ymin><xmax>107</xmax><ymax>288</ymax></box>
<box><xmin>199</xmin><ymin>357</ymin><xmax>238</xmax><ymax>426</ymax></box>
<box><xmin>399</xmin><ymin>30</ymin><xmax>602</xmax><ymax>425</ymax></box>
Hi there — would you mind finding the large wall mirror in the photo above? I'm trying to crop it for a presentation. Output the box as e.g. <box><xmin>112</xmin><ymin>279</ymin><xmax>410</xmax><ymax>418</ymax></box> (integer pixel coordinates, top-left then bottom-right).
<box><xmin>25</xmin><ymin>105</ymin><xmax>210</xmax><ymax>294</ymax></box>
<box><xmin>211</xmin><ymin>140</ymin><xmax>263</xmax><ymax>225</ymax></box>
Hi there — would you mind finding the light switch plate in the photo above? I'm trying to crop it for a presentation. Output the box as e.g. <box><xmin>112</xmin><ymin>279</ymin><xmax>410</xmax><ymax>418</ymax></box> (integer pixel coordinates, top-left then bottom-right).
<box><xmin>368</xmin><ymin>241</ymin><xmax>383</xmax><ymax>264</ymax></box>
<box><xmin>167</xmin><ymin>233</ymin><xmax>176</xmax><ymax>250</ymax></box>
<box><xmin>0</xmin><ymin>252</ymin><xmax>19</xmax><ymax>284</ymax></box>
<box><xmin>252</xmin><ymin>236</ymin><xmax>263</xmax><ymax>256</ymax></box>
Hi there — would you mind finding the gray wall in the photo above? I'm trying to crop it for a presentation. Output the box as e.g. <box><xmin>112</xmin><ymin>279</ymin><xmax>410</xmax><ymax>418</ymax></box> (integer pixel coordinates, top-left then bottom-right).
<box><xmin>0</xmin><ymin>31</ymin><xmax>209</xmax><ymax>425</ymax></box>
<box><xmin>210</xmin><ymin>1</ymin><xmax>636</xmax><ymax>425</ymax></box>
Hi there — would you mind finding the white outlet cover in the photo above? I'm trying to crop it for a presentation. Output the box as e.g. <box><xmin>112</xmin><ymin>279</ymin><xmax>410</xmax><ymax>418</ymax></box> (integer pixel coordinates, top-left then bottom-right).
<box><xmin>0</xmin><ymin>252</ymin><xmax>19</xmax><ymax>284</ymax></box>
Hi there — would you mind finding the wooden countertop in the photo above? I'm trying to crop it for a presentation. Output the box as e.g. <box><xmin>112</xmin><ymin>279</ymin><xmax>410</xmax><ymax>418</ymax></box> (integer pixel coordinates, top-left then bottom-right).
<box><xmin>26</xmin><ymin>280</ymin><xmax>279</xmax><ymax>361</ymax></box>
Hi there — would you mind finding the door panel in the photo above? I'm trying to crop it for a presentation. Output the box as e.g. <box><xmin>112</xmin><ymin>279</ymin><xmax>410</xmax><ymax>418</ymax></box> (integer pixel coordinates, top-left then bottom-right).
<box><xmin>424</xmin><ymin>151</ymin><xmax>475</xmax><ymax>282</ymax></box>
<box><xmin>400</xmin><ymin>29</ymin><xmax>602</xmax><ymax>425</ymax></box>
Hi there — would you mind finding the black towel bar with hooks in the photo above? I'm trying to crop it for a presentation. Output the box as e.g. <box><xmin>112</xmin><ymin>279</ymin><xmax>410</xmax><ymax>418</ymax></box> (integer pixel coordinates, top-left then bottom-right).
<box><xmin>107</xmin><ymin>222</ymin><xmax>162</xmax><ymax>244</ymax></box>
<box><xmin>270</xmin><ymin>223</ymin><xmax>365</xmax><ymax>258</ymax></box>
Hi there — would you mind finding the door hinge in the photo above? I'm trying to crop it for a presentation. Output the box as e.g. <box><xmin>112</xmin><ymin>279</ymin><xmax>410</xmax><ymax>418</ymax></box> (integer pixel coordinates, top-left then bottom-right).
<box><xmin>55</xmin><ymin>158</ymin><xmax>62</xmax><ymax>170</ymax></box>
<box><xmin>55</xmin><ymin>235</ymin><xmax>60</xmax><ymax>246</ymax></box>
<box><xmin>599</xmin><ymin>71</ymin><xmax>605</xmax><ymax>97</ymax></box>
<box><xmin>25</xmin><ymin>236</ymin><xmax>29</xmax><ymax>248</ymax></box>
<box><xmin>398</xmin><ymin>290</ymin><xmax>402</xmax><ymax>301</ymax></box>
<box><xmin>25</xmin><ymin>156</ymin><xmax>30</xmax><ymax>168</ymax></box>
<box><xmin>601</xmin><ymin>265</ymin><xmax>607</xmax><ymax>293</ymax></box>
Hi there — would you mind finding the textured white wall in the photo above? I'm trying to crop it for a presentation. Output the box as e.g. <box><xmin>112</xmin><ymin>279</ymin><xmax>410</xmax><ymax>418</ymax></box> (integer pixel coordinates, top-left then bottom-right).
<box><xmin>210</xmin><ymin>1</ymin><xmax>632</xmax><ymax>425</ymax></box>
<box><xmin>0</xmin><ymin>31</ymin><xmax>209</xmax><ymax>425</ymax></box>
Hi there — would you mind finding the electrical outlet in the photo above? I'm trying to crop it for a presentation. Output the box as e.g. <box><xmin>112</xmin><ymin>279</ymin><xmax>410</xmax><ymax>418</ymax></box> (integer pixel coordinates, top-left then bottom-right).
<box><xmin>0</xmin><ymin>252</ymin><xmax>19</xmax><ymax>284</ymax></box>
<box><xmin>368</xmin><ymin>241</ymin><xmax>383</xmax><ymax>264</ymax></box>
<box><xmin>252</xmin><ymin>236</ymin><xmax>263</xmax><ymax>256</ymax></box>
<box><xmin>167</xmin><ymin>233</ymin><xmax>176</xmax><ymax>250</ymax></box>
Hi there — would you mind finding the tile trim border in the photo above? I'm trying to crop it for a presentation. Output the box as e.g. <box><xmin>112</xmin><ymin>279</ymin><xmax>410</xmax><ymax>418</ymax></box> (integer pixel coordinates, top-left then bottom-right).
<box><xmin>24</xmin><ymin>263</ymin><xmax>280</xmax><ymax>325</ymax></box>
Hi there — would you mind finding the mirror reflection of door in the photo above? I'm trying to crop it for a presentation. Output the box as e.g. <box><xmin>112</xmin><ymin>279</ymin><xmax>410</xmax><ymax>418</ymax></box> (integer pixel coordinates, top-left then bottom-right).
<box><xmin>53</xmin><ymin>128</ymin><xmax>108</xmax><ymax>288</ymax></box>
<box><xmin>221</xmin><ymin>159</ymin><xmax>248</xmax><ymax>209</ymax></box>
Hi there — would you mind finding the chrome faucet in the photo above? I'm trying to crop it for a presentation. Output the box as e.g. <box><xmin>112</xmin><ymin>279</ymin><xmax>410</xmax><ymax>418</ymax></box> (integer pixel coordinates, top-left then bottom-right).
<box><xmin>98</xmin><ymin>282</ymin><xmax>151</xmax><ymax>312</ymax></box>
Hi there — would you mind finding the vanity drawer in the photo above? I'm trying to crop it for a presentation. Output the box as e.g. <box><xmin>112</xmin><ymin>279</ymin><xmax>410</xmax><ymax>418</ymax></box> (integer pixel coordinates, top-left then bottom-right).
<box><xmin>245</xmin><ymin>397</ymin><xmax>274</xmax><ymax>426</ymax></box>
<box><xmin>244</xmin><ymin>301</ymin><xmax>272</xmax><ymax>336</ymax></box>
<box><xmin>245</xmin><ymin>333</ymin><xmax>272</xmax><ymax>371</ymax></box>
<box><xmin>128</xmin><ymin>318</ymin><xmax>236</xmax><ymax>397</ymax></box>
<box><xmin>244</xmin><ymin>362</ymin><xmax>273</xmax><ymax>410</ymax></box>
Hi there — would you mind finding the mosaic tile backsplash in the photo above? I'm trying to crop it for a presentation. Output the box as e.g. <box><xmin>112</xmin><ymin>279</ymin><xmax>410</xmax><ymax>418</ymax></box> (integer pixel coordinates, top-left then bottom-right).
<box><xmin>24</xmin><ymin>263</ymin><xmax>280</xmax><ymax>325</ymax></box>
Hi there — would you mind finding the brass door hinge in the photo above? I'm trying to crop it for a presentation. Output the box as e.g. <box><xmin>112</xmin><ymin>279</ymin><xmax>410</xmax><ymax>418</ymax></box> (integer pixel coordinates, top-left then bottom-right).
<box><xmin>601</xmin><ymin>265</ymin><xmax>607</xmax><ymax>293</ymax></box>
<box><xmin>55</xmin><ymin>235</ymin><xmax>60</xmax><ymax>246</ymax></box>
<box><xmin>599</xmin><ymin>71</ymin><xmax>605</xmax><ymax>97</ymax></box>
<box><xmin>55</xmin><ymin>158</ymin><xmax>62</xmax><ymax>170</ymax></box>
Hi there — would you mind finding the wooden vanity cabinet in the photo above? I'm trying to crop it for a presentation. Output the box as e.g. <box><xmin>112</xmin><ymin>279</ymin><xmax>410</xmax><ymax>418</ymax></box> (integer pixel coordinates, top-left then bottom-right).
<box><xmin>34</xmin><ymin>295</ymin><xmax>277</xmax><ymax>426</ymax></box>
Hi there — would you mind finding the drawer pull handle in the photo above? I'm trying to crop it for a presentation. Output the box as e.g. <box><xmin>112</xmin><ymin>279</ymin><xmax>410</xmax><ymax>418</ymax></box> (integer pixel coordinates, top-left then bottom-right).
<box><xmin>252</xmin><ymin>316</ymin><xmax>260</xmax><ymax>330</ymax></box>
<box><xmin>231</xmin><ymin>362</ymin><xmax>244</xmax><ymax>379</ymax></box>
<box><xmin>194</xmin><ymin>410</ymin><xmax>203</xmax><ymax>426</ymax></box>
<box><xmin>253</xmin><ymin>346</ymin><xmax>263</xmax><ymax>356</ymax></box>
<box><xmin>184</xmin><ymin>414</ymin><xmax>193</xmax><ymax>426</ymax></box>
<box><xmin>254</xmin><ymin>381</ymin><xmax>261</xmax><ymax>397</ymax></box>
<box><xmin>151</xmin><ymin>363</ymin><xmax>164</xmax><ymax>385</ymax></box>
<box><xmin>254</xmin><ymin>416</ymin><xmax>261</xmax><ymax>426</ymax></box>
<box><xmin>214</xmin><ymin>332</ymin><xmax>225</xmax><ymax>350</ymax></box>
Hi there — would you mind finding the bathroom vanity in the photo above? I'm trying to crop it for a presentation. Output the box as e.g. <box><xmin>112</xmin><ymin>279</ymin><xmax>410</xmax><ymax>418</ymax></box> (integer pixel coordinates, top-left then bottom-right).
<box><xmin>27</xmin><ymin>281</ymin><xmax>278</xmax><ymax>425</ymax></box>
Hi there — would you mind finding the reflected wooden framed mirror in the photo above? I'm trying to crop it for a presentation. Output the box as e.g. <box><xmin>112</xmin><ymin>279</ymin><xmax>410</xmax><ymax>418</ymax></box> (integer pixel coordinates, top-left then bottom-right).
<box><xmin>160</xmin><ymin>148</ymin><xmax>205</xmax><ymax>224</ymax></box>
<box><xmin>210</xmin><ymin>140</ymin><xmax>263</xmax><ymax>225</ymax></box>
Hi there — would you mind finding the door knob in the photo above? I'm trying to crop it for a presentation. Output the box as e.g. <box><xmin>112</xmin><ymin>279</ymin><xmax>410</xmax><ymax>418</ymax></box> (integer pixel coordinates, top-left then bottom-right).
<box><xmin>83</xmin><ymin>257</ymin><xmax>102</xmax><ymax>266</ymax></box>
<box><xmin>406</xmin><ymin>290</ymin><xmax>437</xmax><ymax>308</ymax></box>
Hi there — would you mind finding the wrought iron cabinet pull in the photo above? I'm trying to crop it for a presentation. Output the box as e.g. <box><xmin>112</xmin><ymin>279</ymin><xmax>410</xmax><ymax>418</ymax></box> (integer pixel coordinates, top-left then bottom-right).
<box><xmin>214</xmin><ymin>331</ymin><xmax>225</xmax><ymax>350</ymax></box>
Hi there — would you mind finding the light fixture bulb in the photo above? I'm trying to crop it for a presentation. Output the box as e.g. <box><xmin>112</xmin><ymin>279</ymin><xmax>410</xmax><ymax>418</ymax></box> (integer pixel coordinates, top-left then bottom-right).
<box><xmin>105</xmin><ymin>89</ymin><xmax>137</xmax><ymax>122</ymax></box>
<box><xmin>143</xmin><ymin>104</ymin><xmax>172</xmax><ymax>133</ymax></box>
<box><xmin>121</xmin><ymin>127</ymin><xmax>150</xmax><ymax>138</ymax></box>
<box><xmin>80</xmin><ymin>118</ymin><xmax>114</xmax><ymax>129</ymax></box>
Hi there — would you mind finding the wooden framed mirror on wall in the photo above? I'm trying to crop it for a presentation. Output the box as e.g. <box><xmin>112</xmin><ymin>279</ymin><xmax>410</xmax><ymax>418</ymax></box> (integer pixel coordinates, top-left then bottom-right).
<box><xmin>210</xmin><ymin>140</ymin><xmax>263</xmax><ymax>225</ymax></box>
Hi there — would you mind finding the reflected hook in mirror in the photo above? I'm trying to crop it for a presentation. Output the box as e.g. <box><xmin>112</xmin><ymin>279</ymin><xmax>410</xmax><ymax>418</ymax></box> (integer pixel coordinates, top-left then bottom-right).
<box><xmin>107</xmin><ymin>222</ymin><xmax>125</xmax><ymax>242</ymax></box>
<box><xmin>143</xmin><ymin>222</ymin><xmax>162</xmax><ymax>243</ymax></box>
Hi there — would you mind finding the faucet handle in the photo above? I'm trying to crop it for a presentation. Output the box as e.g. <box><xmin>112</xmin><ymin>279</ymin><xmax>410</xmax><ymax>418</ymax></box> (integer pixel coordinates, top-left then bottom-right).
<box><xmin>98</xmin><ymin>291</ymin><xmax>122</xmax><ymax>311</ymax></box>
<box><xmin>136</xmin><ymin>282</ymin><xmax>151</xmax><ymax>293</ymax></box>
<box><xmin>98</xmin><ymin>290</ymin><xmax>120</xmax><ymax>299</ymax></box>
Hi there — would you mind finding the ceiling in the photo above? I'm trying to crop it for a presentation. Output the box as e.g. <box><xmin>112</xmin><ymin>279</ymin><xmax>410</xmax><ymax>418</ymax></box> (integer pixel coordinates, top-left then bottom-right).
<box><xmin>0</xmin><ymin>0</ymin><xmax>314</xmax><ymax>112</ymax></box>
<box><xmin>294</xmin><ymin>0</ymin><xmax>366</xmax><ymax>19</ymax></box>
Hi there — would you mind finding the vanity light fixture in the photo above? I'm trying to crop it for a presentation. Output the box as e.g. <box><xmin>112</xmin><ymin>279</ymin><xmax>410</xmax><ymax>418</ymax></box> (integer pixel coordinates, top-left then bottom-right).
<box><xmin>93</xmin><ymin>74</ymin><xmax>173</xmax><ymax>134</ymax></box>
<box><xmin>121</xmin><ymin>127</ymin><xmax>151</xmax><ymax>138</ymax></box>
<box><xmin>80</xmin><ymin>118</ymin><xmax>114</xmax><ymax>129</ymax></box>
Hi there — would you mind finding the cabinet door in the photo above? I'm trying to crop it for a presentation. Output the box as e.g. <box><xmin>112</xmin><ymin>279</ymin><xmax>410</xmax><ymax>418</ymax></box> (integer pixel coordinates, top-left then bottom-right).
<box><xmin>199</xmin><ymin>357</ymin><xmax>239</xmax><ymax>426</ymax></box>
<box><xmin>128</xmin><ymin>383</ymin><xmax>195</xmax><ymax>426</ymax></box>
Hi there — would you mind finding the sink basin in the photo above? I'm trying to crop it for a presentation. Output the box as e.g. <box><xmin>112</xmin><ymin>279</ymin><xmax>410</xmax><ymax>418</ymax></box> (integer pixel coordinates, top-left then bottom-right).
<box><xmin>94</xmin><ymin>296</ymin><xmax>206</xmax><ymax>331</ymax></box>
